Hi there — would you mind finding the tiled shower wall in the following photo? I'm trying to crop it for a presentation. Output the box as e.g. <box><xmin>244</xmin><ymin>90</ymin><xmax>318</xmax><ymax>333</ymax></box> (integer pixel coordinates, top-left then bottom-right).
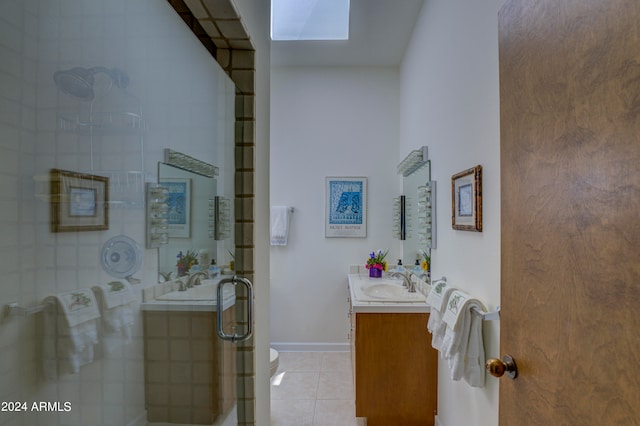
<box><xmin>0</xmin><ymin>0</ymin><xmax>236</xmax><ymax>425</ymax></box>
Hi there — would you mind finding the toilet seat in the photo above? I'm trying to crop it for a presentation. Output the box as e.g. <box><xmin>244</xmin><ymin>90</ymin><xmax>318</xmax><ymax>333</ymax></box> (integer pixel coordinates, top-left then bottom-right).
<box><xmin>270</xmin><ymin>348</ymin><xmax>279</xmax><ymax>377</ymax></box>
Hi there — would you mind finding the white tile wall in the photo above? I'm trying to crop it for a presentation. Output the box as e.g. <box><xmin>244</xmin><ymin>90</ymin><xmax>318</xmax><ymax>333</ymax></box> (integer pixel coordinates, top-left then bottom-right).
<box><xmin>0</xmin><ymin>0</ymin><xmax>235</xmax><ymax>424</ymax></box>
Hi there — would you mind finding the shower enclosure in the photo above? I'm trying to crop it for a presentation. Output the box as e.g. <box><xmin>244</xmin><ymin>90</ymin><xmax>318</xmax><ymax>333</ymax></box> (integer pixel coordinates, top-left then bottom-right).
<box><xmin>0</xmin><ymin>0</ymin><xmax>253</xmax><ymax>425</ymax></box>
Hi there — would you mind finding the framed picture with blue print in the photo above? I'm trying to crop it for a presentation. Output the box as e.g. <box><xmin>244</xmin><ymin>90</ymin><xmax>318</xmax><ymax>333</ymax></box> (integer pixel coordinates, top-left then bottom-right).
<box><xmin>160</xmin><ymin>178</ymin><xmax>191</xmax><ymax>238</ymax></box>
<box><xmin>325</xmin><ymin>176</ymin><xmax>367</xmax><ymax>238</ymax></box>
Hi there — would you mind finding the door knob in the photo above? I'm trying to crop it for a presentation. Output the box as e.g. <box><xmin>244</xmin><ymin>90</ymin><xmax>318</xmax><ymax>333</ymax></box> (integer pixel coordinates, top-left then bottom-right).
<box><xmin>486</xmin><ymin>355</ymin><xmax>518</xmax><ymax>379</ymax></box>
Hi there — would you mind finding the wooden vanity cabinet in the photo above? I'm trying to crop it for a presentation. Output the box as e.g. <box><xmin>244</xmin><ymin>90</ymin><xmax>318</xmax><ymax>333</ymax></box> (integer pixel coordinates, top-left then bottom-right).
<box><xmin>351</xmin><ymin>311</ymin><xmax>438</xmax><ymax>426</ymax></box>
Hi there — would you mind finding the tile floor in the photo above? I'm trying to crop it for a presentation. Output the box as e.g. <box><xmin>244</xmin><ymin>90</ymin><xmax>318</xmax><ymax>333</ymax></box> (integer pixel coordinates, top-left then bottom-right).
<box><xmin>270</xmin><ymin>351</ymin><xmax>366</xmax><ymax>426</ymax></box>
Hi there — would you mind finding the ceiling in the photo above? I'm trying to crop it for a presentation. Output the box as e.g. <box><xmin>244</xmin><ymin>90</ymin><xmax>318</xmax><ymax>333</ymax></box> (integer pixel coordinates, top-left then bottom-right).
<box><xmin>270</xmin><ymin>0</ymin><xmax>425</xmax><ymax>67</ymax></box>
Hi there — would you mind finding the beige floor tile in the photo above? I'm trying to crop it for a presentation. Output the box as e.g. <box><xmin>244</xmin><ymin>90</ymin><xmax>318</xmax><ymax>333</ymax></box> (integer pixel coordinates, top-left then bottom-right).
<box><xmin>321</xmin><ymin>352</ymin><xmax>351</xmax><ymax>372</ymax></box>
<box><xmin>271</xmin><ymin>371</ymin><xmax>319</xmax><ymax>400</ymax></box>
<box><xmin>313</xmin><ymin>399</ymin><xmax>358</xmax><ymax>426</ymax></box>
<box><xmin>317</xmin><ymin>371</ymin><xmax>354</xmax><ymax>400</ymax></box>
<box><xmin>271</xmin><ymin>352</ymin><xmax>359</xmax><ymax>425</ymax></box>
<box><xmin>271</xmin><ymin>399</ymin><xmax>315</xmax><ymax>426</ymax></box>
<box><xmin>278</xmin><ymin>351</ymin><xmax>324</xmax><ymax>372</ymax></box>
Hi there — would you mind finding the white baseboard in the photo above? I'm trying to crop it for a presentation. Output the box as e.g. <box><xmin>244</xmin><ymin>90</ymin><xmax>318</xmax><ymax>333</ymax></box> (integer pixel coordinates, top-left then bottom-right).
<box><xmin>270</xmin><ymin>342</ymin><xmax>350</xmax><ymax>352</ymax></box>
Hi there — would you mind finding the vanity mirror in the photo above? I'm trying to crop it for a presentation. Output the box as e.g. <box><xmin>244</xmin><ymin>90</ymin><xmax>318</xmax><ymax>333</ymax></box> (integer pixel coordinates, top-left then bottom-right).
<box><xmin>397</xmin><ymin>147</ymin><xmax>436</xmax><ymax>270</ymax></box>
<box><xmin>156</xmin><ymin>159</ymin><xmax>234</xmax><ymax>280</ymax></box>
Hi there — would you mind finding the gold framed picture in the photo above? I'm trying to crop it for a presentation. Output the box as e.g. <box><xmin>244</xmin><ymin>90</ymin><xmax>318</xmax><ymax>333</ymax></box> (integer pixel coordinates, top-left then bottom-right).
<box><xmin>50</xmin><ymin>169</ymin><xmax>109</xmax><ymax>232</ymax></box>
<box><xmin>451</xmin><ymin>165</ymin><xmax>482</xmax><ymax>232</ymax></box>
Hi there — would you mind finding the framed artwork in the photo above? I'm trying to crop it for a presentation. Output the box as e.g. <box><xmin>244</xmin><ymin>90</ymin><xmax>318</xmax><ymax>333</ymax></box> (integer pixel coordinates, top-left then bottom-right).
<box><xmin>451</xmin><ymin>165</ymin><xmax>482</xmax><ymax>232</ymax></box>
<box><xmin>160</xmin><ymin>178</ymin><xmax>191</xmax><ymax>238</ymax></box>
<box><xmin>50</xmin><ymin>169</ymin><xmax>109</xmax><ymax>232</ymax></box>
<box><xmin>325</xmin><ymin>176</ymin><xmax>367</xmax><ymax>238</ymax></box>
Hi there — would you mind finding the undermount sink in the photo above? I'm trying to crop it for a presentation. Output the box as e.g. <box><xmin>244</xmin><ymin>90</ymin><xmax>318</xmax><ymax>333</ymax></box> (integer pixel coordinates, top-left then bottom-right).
<box><xmin>155</xmin><ymin>279</ymin><xmax>234</xmax><ymax>301</ymax></box>
<box><xmin>363</xmin><ymin>283</ymin><xmax>407</xmax><ymax>299</ymax></box>
<box><xmin>353</xmin><ymin>278</ymin><xmax>427</xmax><ymax>303</ymax></box>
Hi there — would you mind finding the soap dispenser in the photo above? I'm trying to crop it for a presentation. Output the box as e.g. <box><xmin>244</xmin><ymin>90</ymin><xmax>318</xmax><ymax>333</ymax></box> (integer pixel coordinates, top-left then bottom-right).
<box><xmin>208</xmin><ymin>259</ymin><xmax>220</xmax><ymax>278</ymax></box>
<box><xmin>413</xmin><ymin>259</ymin><xmax>423</xmax><ymax>276</ymax></box>
<box><xmin>395</xmin><ymin>259</ymin><xmax>404</xmax><ymax>273</ymax></box>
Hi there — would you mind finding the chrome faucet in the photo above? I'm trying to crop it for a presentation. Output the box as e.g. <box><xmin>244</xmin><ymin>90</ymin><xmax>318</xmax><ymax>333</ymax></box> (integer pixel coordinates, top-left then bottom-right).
<box><xmin>391</xmin><ymin>271</ymin><xmax>417</xmax><ymax>293</ymax></box>
<box><xmin>187</xmin><ymin>271</ymin><xmax>208</xmax><ymax>288</ymax></box>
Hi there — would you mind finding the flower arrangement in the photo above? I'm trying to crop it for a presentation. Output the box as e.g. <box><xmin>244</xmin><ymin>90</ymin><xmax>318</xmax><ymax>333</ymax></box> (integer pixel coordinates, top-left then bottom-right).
<box><xmin>420</xmin><ymin>249</ymin><xmax>431</xmax><ymax>272</ymax></box>
<box><xmin>366</xmin><ymin>249</ymin><xmax>389</xmax><ymax>271</ymax></box>
<box><xmin>176</xmin><ymin>249</ymin><xmax>198</xmax><ymax>275</ymax></box>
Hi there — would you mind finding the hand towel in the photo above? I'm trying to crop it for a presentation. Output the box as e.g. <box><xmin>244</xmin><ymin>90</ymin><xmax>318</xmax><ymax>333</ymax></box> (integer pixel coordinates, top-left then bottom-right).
<box><xmin>270</xmin><ymin>206</ymin><xmax>292</xmax><ymax>246</ymax></box>
<box><xmin>440</xmin><ymin>290</ymin><xmax>487</xmax><ymax>387</ymax></box>
<box><xmin>462</xmin><ymin>309</ymin><xmax>486</xmax><ymax>387</ymax></box>
<box><xmin>92</xmin><ymin>280</ymin><xmax>137</xmax><ymax>354</ymax></box>
<box><xmin>42</xmin><ymin>289</ymin><xmax>101</xmax><ymax>379</ymax></box>
<box><xmin>426</xmin><ymin>279</ymin><xmax>455</xmax><ymax>351</ymax></box>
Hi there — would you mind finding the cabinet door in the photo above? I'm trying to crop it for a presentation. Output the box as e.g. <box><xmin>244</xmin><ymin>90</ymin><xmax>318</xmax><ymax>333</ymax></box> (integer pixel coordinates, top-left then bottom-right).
<box><xmin>355</xmin><ymin>312</ymin><xmax>437</xmax><ymax>426</ymax></box>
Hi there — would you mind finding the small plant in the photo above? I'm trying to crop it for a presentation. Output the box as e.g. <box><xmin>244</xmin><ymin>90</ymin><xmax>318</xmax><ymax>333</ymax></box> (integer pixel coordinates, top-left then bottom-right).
<box><xmin>176</xmin><ymin>249</ymin><xmax>198</xmax><ymax>270</ymax></box>
<box><xmin>365</xmin><ymin>249</ymin><xmax>389</xmax><ymax>271</ymax></box>
<box><xmin>420</xmin><ymin>249</ymin><xmax>430</xmax><ymax>272</ymax></box>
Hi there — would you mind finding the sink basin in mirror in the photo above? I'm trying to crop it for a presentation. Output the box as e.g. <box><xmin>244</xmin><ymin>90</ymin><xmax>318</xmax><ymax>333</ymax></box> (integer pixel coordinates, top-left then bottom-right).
<box><xmin>155</xmin><ymin>279</ymin><xmax>234</xmax><ymax>301</ymax></box>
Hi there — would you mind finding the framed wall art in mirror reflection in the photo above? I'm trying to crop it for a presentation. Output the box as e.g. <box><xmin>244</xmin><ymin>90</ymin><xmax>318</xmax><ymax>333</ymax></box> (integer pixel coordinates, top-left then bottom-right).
<box><xmin>325</xmin><ymin>176</ymin><xmax>367</xmax><ymax>238</ymax></box>
<box><xmin>451</xmin><ymin>165</ymin><xmax>482</xmax><ymax>232</ymax></box>
<box><xmin>160</xmin><ymin>178</ymin><xmax>191</xmax><ymax>238</ymax></box>
<box><xmin>50</xmin><ymin>169</ymin><xmax>109</xmax><ymax>232</ymax></box>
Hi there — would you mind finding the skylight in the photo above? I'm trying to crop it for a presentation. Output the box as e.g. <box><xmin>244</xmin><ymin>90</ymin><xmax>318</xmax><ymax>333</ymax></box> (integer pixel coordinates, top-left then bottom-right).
<box><xmin>271</xmin><ymin>0</ymin><xmax>350</xmax><ymax>41</ymax></box>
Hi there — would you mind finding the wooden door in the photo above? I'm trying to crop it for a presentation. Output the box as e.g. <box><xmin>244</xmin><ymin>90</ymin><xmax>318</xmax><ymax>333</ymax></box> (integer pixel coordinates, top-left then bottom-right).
<box><xmin>499</xmin><ymin>0</ymin><xmax>640</xmax><ymax>424</ymax></box>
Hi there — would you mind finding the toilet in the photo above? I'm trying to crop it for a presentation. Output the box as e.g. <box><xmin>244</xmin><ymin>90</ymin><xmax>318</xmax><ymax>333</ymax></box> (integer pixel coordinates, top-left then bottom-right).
<box><xmin>270</xmin><ymin>348</ymin><xmax>279</xmax><ymax>377</ymax></box>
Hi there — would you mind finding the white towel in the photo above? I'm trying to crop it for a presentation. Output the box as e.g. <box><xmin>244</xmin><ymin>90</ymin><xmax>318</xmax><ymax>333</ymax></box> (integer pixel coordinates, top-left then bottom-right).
<box><xmin>426</xmin><ymin>279</ymin><xmax>455</xmax><ymax>351</ymax></box>
<box><xmin>270</xmin><ymin>206</ymin><xmax>292</xmax><ymax>246</ymax></box>
<box><xmin>92</xmin><ymin>281</ymin><xmax>137</xmax><ymax>354</ymax></box>
<box><xmin>42</xmin><ymin>289</ymin><xmax>101</xmax><ymax>379</ymax></box>
<box><xmin>441</xmin><ymin>290</ymin><xmax>487</xmax><ymax>387</ymax></box>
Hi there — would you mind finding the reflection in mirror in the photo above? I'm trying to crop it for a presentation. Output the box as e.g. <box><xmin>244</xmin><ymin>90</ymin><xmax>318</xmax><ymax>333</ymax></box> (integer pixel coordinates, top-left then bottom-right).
<box><xmin>402</xmin><ymin>160</ymin><xmax>432</xmax><ymax>269</ymax></box>
<box><xmin>157</xmin><ymin>162</ymin><xmax>233</xmax><ymax>280</ymax></box>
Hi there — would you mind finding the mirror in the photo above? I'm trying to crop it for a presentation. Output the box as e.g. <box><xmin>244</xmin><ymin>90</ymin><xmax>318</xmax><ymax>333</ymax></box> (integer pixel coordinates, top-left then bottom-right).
<box><xmin>157</xmin><ymin>162</ymin><xmax>233</xmax><ymax>279</ymax></box>
<box><xmin>402</xmin><ymin>160</ymin><xmax>433</xmax><ymax>269</ymax></box>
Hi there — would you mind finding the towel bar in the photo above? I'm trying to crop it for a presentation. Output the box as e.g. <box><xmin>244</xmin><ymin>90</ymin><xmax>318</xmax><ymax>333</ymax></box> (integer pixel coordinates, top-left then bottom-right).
<box><xmin>4</xmin><ymin>302</ymin><xmax>52</xmax><ymax>317</ymax></box>
<box><xmin>473</xmin><ymin>305</ymin><xmax>500</xmax><ymax>321</ymax></box>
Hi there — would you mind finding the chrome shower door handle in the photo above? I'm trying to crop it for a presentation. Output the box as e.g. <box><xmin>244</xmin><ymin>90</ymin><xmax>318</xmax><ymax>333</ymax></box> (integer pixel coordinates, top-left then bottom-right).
<box><xmin>217</xmin><ymin>276</ymin><xmax>254</xmax><ymax>343</ymax></box>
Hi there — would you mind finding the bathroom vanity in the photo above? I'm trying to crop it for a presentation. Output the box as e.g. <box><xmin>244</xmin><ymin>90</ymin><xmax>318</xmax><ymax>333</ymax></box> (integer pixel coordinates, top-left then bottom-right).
<box><xmin>140</xmin><ymin>279</ymin><xmax>237</xmax><ymax>424</ymax></box>
<box><xmin>348</xmin><ymin>273</ymin><xmax>438</xmax><ymax>426</ymax></box>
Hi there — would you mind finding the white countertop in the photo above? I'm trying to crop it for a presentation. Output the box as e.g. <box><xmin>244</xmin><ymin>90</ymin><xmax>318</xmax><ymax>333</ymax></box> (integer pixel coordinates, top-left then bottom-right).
<box><xmin>348</xmin><ymin>273</ymin><xmax>431</xmax><ymax>313</ymax></box>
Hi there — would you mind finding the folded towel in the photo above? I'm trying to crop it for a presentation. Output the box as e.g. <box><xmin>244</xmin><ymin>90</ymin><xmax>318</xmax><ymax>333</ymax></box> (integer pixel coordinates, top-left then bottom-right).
<box><xmin>441</xmin><ymin>290</ymin><xmax>487</xmax><ymax>387</ymax></box>
<box><xmin>42</xmin><ymin>289</ymin><xmax>100</xmax><ymax>379</ymax></box>
<box><xmin>92</xmin><ymin>281</ymin><xmax>137</xmax><ymax>354</ymax></box>
<box><xmin>426</xmin><ymin>279</ymin><xmax>455</xmax><ymax>351</ymax></box>
<box><xmin>271</xmin><ymin>206</ymin><xmax>292</xmax><ymax>246</ymax></box>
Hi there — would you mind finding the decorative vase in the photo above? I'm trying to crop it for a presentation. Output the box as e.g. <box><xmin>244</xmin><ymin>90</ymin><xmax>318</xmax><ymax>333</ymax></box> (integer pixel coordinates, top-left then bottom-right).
<box><xmin>177</xmin><ymin>266</ymin><xmax>187</xmax><ymax>277</ymax></box>
<box><xmin>369</xmin><ymin>267</ymin><xmax>382</xmax><ymax>278</ymax></box>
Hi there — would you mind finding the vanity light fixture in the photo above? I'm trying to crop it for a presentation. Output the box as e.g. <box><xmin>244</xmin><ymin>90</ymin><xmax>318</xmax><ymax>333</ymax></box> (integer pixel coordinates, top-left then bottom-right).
<box><xmin>164</xmin><ymin>148</ymin><xmax>219</xmax><ymax>178</ymax></box>
<box><xmin>397</xmin><ymin>146</ymin><xmax>428</xmax><ymax>177</ymax></box>
<box><xmin>145</xmin><ymin>183</ymin><xmax>169</xmax><ymax>248</ymax></box>
<box><xmin>214</xmin><ymin>196</ymin><xmax>232</xmax><ymax>240</ymax></box>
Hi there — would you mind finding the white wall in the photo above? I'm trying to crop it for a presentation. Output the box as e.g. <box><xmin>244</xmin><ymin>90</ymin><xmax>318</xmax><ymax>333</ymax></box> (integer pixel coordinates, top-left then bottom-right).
<box><xmin>399</xmin><ymin>0</ymin><xmax>504</xmax><ymax>425</ymax></box>
<box><xmin>269</xmin><ymin>67</ymin><xmax>401</xmax><ymax>348</ymax></box>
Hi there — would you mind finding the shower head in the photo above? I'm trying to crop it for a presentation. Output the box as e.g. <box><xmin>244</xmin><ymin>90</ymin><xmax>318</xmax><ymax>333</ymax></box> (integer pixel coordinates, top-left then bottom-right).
<box><xmin>53</xmin><ymin>67</ymin><xmax>96</xmax><ymax>100</ymax></box>
<box><xmin>53</xmin><ymin>66</ymin><xmax>130</xmax><ymax>101</ymax></box>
